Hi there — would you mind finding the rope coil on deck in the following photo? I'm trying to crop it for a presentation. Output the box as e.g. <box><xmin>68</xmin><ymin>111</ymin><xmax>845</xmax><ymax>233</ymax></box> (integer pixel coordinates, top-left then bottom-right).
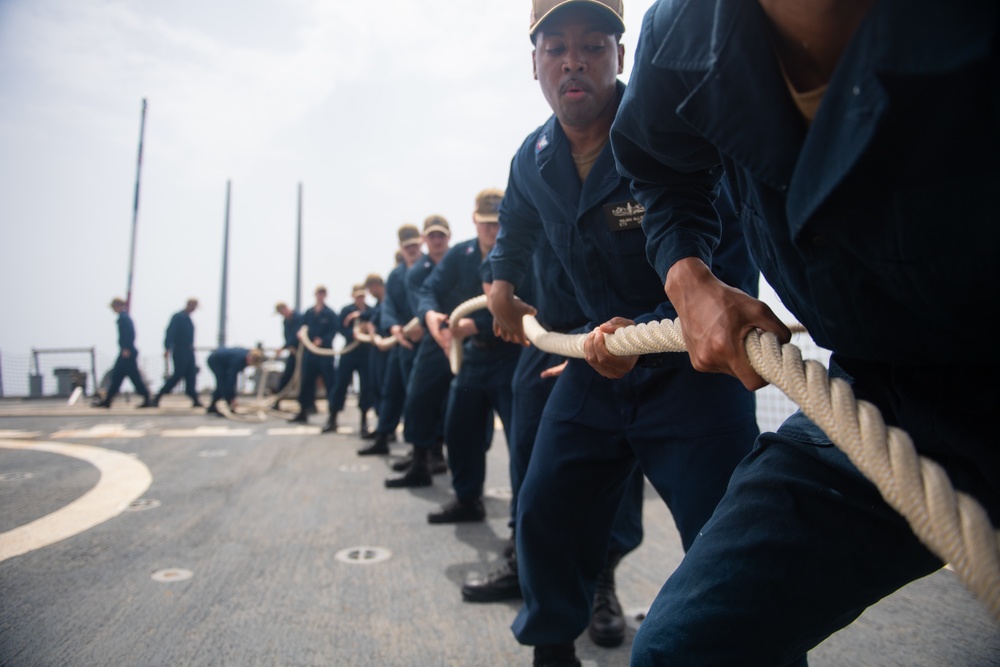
<box><xmin>448</xmin><ymin>294</ymin><xmax>1000</xmax><ymax>621</ymax></box>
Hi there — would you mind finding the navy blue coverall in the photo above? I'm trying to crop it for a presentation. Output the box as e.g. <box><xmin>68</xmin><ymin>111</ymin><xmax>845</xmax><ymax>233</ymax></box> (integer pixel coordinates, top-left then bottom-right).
<box><xmin>297</xmin><ymin>305</ymin><xmax>338</xmax><ymax>414</ymax></box>
<box><xmin>105</xmin><ymin>311</ymin><xmax>151</xmax><ymax>402</ymax></box>
<box><xmin>363</xmin><ymin>297</ymin><xmax>385</xmax><ymax>417</ymax></box>
<box><xmin>498</xmin><ymin>237</ymin><xmax>646</xmax><ymax>562</ymax></box>
<box><xmin>277</xmin><ymin>309</ymin><xmax>303</xmax><ymax>393</ymax></box>
<box><xmin>490</xmin><ymin>81</ymin><xmax>760</xmax><ymax>646</ymax></box>
<box><xmin>374</xmin><ymin>261</ymin><xmax>417</xmax><ymax>438</ymax></box>
<box><xmin>419</xmin><ymin>237</ymin><xmax>520</xmax><ymax>504</ymax></box>
<box><xmin>207</xmin><ymin>347</ymin><xmax>251</xmax><ymax>404</ymax></box>
<box><xmin>610</xmin><ymin>1</ymin><xmax>1000</xmax><ymax>664</ymax></box>
<box><xmin>327</xmin><ymin>302</ymin><xmax>371</xmax><ymax>416</ymax></box>
<box><xmin>159</xmin><ymin>310</ymin><xmax>198</xmax><ymax>402</ymax></box>
<box><xmin>401</xmin><ymin>254</ymin><xmax>451</xmax><ymax>450</ymax></box>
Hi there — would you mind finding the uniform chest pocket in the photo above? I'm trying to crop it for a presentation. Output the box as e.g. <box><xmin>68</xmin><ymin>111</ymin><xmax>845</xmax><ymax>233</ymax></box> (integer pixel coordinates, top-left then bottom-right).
<box><xmin>605</xmin><ymin>226</ymin><xmax>649</xmax><ymax>257</ymax></box>
<box><xmin>545</xmin><ymin>221</ymin><xmax>571</xmax><ymax>249</ymax></box>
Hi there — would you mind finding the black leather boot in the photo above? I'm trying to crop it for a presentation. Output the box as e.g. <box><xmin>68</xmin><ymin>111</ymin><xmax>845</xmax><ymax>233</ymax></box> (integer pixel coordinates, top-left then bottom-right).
<box><xmin>427</xmin><ymin>497</ymin><xmax>484</xmax><ymax>524</ymax></box>
<box><xmin>391</xmin><ymin>447</ymin><xmax>413</xmax><ymax>472</ymax></box>
<box><xmin>430</xmin><ymin>442</ymin><xmax>448</xmax><ymax>475</ymax></box>
<box><xmin>461</xmin><ymin>556</ymin><xmax>521</xmax><ymax>602</ymax></box>
<box><xmin>588</xmin><ymin>553</ymin><xmax>625</xmax><ymax>648</ymax></box>
<box><xmin>321</xmin><ymin>413</ymin><xmax>338</xmax><ymax>433</ymax></box>
<box><xmin>357</xmin><ymin>431</ymin><xmax>390</xmax><ymax>456</ymax></box>
<box><xmin>533</xmin><ymin>644</ymin><xmax>580</xmax><ymax>667</ymax></box>
<box><xmin>384</xmin><ymin>446</ymin><xmax>432</xmax><ymax>488</ymax></box>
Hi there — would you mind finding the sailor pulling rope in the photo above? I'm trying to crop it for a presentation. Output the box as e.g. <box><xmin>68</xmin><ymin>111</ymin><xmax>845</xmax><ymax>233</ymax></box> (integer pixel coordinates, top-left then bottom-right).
<box><xmin>445</xmin><ymin>293</ymin><xmax>1000</xmax><ymax>623</ymax></box>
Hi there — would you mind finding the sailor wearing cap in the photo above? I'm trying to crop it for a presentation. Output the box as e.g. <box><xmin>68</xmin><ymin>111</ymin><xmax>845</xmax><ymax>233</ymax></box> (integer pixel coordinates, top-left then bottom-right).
<box><xmin>323</xmin><ymin>284</ymin><xmax>373</xmax><ymax>434</ymax></box>
<box><xmin>486</xmin><ymin>1</ymin><xmax>759</xmax><ymax>664</ymax></box>
<box><xmin>415</xmin><ymin>189</ymin><xmax>521</xmax><ymax>525</ymax></box>
<box><xmin>382</xmin><ymin>214</ymin><xmax>454</xmax><ymax>483</ymax></box>
<box><xmin>288</xmin><ymin>285</ymin><xmax>338</xmax><ymax>423</ymax></box>
<box><xmin>360</xmin><ymin>272</ymin><xmax>387</xmax><ymax>437</ymax></box>
<box><xmin>358</xmin><ymin>224</ymin><xmax>426</xmax><ymax>456</ymax></box>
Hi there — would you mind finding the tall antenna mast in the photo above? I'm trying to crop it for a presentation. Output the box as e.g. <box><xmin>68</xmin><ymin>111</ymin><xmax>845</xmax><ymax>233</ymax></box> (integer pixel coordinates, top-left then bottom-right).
<box><xmin>295</xmin><ymin>182</ymin><xmax>303</xmax><ymax>313</ymax></box>
<box><xmin>218</xmin><ymin>179</ymin><xmax>231</xmax><ymax>347</ymax></box>
<box><xmin>125</xmin><ymin>98</ymin><xmax>147</xmax><ymax>311</ymax></box>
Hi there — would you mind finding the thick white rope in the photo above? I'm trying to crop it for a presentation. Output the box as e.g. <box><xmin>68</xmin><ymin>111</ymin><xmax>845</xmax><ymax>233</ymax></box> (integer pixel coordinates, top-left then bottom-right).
<box><xmin>448</xmin><ymin>296</ymin><xmax>492</xmax><ymax>374</ymax></box>
<box><xmin>347</xmin><ymin>317</ymin><xmax>422</xmax><ymax>352</ymax></box>
<box><xmin>296</xmin><ymin>325</ymin><xmax>361</xmax><ymax>357</ymax></box>
<box><xmin>452</xmin><ymin>294</ymin><xmax>1000</xmax><ymax>621</ymax></box>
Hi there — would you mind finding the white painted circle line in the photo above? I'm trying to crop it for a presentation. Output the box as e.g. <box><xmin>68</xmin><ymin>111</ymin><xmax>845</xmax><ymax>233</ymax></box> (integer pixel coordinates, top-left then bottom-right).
<box><xmin>0</xmin><ymin>440</ymin><xmax>153</xmax><ymax>562</ymax></box>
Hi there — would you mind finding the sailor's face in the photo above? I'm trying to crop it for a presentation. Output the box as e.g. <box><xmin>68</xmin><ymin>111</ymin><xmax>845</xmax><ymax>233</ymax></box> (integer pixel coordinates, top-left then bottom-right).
<box><xmin>533</xmin><ymin>9</ymin><xmax>623</xmax><ymax>129</ymax></box>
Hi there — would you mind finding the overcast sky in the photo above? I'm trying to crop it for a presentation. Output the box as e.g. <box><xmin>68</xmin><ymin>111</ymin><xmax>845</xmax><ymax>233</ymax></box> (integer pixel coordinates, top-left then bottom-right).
<box><xmin>0</xmin><ymin>0</ymin><xmax>793</xmax><ymax>367</ymax></box>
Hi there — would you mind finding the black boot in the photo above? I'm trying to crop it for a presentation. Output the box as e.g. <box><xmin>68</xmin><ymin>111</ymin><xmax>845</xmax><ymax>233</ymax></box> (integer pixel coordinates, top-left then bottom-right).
<box><xmin>391</xmin><ymin>447</ymin><xmax>414</xmax><ymax>472</ymax></box>
<box><xmin>287</xmin><ymin>411</ymin><xmax>308</xmax><ymax>424</ymax></box>
<box><xmin>502</xmin><ymin>528</ymin><xmax>516</xmax><ymax>559</ymax></box>
<box><xmin>588</xmin><ymin>553</ymin><xmax>626</xmax><ymax>648</ymax></box>
<box><xmin>359</xmin><ymin>411</ymin><xmax>371</xmax><ymax>437</ymax></box>
<box><xmin>430</xmin><ymin>442</ymin><xmax>448</xmax><ymax>475</ymax></box>
<box><xmin>357</xmin><ymin>432</ymin><xmax>390</xmax><ymax>456</ymax></box>
<box><xmin>321</xmin><ymin>413</ymin><xmax>338</xmax><ymax>433</ymax></box>
<box><xmin>533</xmin><ymin>644</ymin><xmax>580</xmax><ymax>667</ymax></box>
<box><xmin>138</xmin><ymin>395</ymin><xmax>156</xmax><ymax>408</ymax></box>
<box><xmin>92</xmin><ymin>398</ymin><xmax>111</xmax><ymax>408</ymax></box>
<box><xmin>384</xmin><ymin>447</ymin><xmax>432</xmax><ymax>488</ymax></box>
<box><xmin>461</xmin><ymin>556</ymin><xmax>521</xmax><ymax>602</ymax></box>
<box><xmin>427</xmin><ymin>497</ymin><xmax>484</xmax><ymax>524</ymax></box>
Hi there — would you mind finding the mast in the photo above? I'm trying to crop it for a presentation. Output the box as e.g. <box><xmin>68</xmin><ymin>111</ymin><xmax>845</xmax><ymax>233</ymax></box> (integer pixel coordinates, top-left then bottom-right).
<box><xmin>125</xmin><ymin>98</ymin><xmax>147</xmax><ymax>311</ymax></box>
<box><xmin>295</xmin><ymin>182</ymin><xmax>303</xmax><ymax>313</ymax></box>
<box><xmin>219</xmin><ymin>179</ymin><xmax>231</xmax><ymax>347</ymax></box>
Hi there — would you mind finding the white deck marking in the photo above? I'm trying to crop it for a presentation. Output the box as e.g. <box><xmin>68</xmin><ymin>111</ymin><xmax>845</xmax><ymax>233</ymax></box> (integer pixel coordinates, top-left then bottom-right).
<box><xmin>51</xmin><ymin>423</ymin><xmax>145</xmax><ymax>438</ymax></box>
<box><xmin>266</xmin><ymin>426</ymin><xmax>321</xmax><ymax>435</ymax></box>
<box><xmin>0</xmin><ymin>430</ymin><xmax>41</xmax><ymax>439</ymax></box>
<box><xmin>160</xmin><ymin>426</ymin><xmax>252</xmax><ymax>437</ymax></box>
<box><xmin>0</xmin><ymin>440</ymin><xmax>152</xmax><ymax>562</ymax></box>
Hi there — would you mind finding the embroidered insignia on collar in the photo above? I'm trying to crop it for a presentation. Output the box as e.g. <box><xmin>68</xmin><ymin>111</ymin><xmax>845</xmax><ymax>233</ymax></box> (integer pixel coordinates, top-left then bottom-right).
<box><xmin>465</xmin><ymin>246</ymin><xmax>474</xmax><ymax>255</ymax></box>
<box><xmin>536</xmin><ymin>133</ymin><xmax>549</xmax><ymax>151</ymax></box>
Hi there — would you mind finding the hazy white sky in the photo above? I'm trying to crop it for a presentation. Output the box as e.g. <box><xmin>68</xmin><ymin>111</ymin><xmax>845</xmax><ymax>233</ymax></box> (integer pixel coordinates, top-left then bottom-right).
<box><xmin>0</xmin><ymin>0</ymin><xmax>793</xmax><ymax>365</ymax></box>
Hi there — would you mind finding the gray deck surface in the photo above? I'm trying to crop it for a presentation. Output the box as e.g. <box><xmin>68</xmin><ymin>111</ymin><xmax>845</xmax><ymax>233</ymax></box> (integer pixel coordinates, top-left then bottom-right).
<box><xmin>0</xmin><ymin>394</ymin><xmax>997</xmax><ymax>666</ymax></box>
